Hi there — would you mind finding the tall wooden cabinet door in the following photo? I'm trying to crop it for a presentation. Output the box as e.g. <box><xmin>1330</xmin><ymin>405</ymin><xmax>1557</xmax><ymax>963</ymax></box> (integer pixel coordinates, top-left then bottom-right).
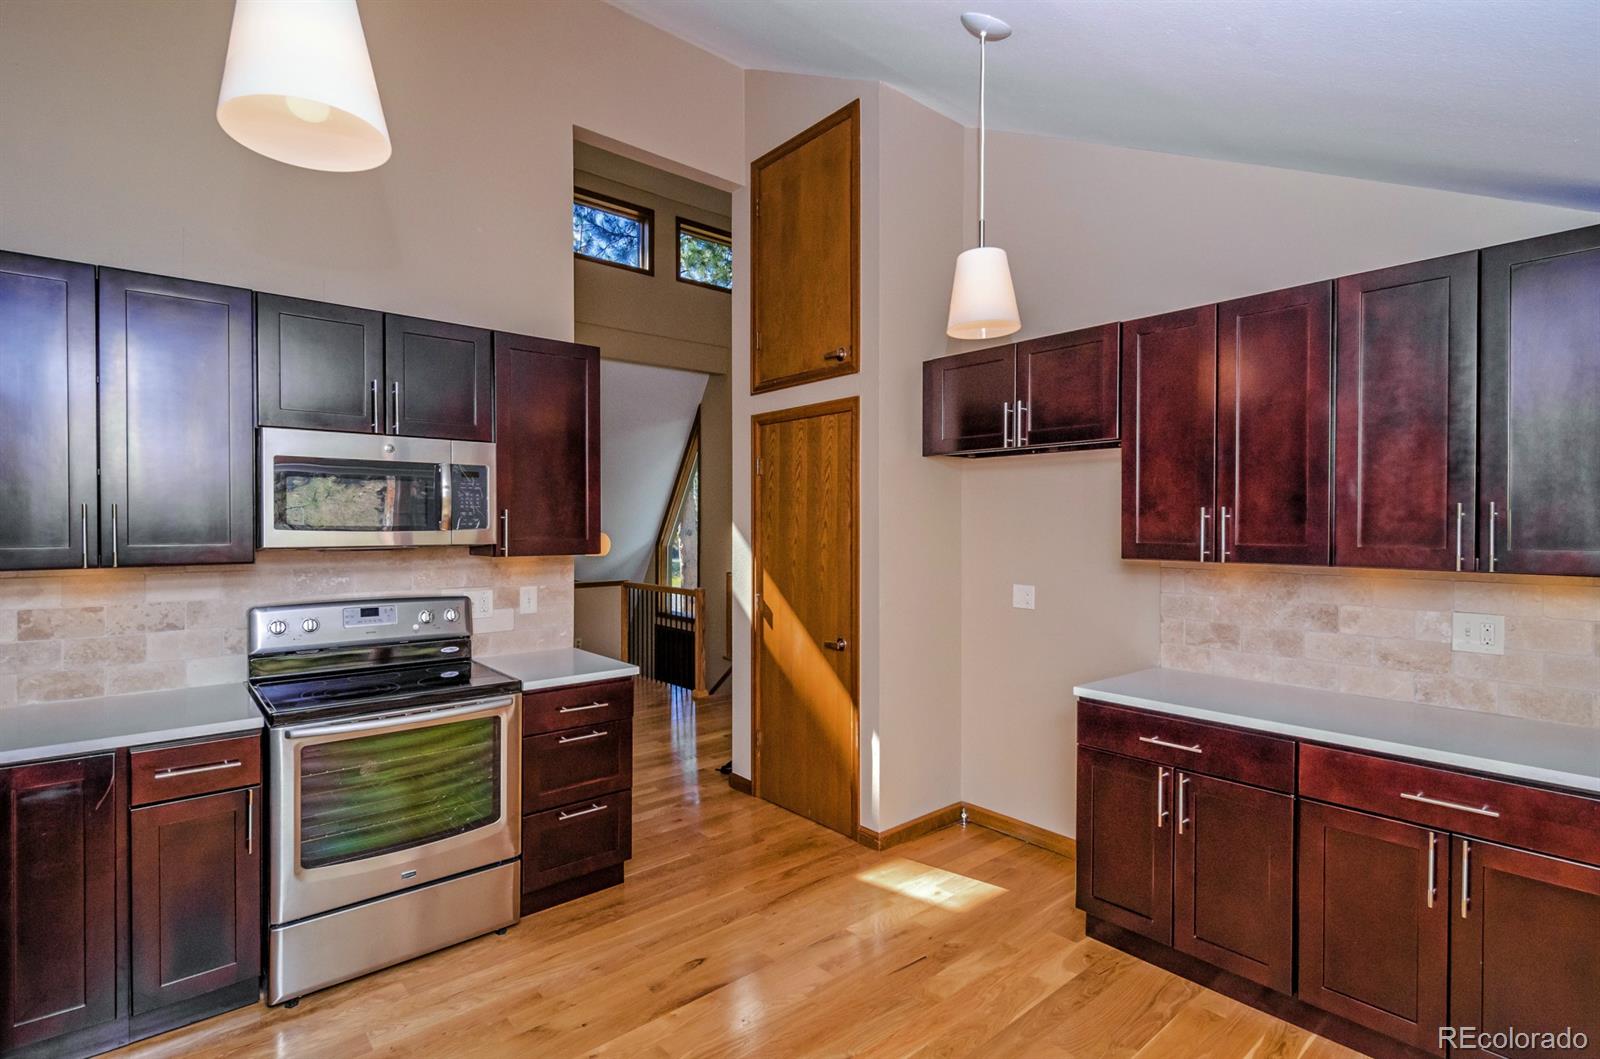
<box><xmin>98</xmin><ymin>269</ymin><xmax>255</xmax><ymax>567</ymax></box>
<box><xmin>383</xmin><ymin>314</ymin><xmax>494</xmax><ymax>441</ymax></box>
<box><xmin>1480</xmin><ymin>225</ymin><xmax>1600</xmax><ymax>575</ymax></box>
<box><xmin>751</xmin><ymin>100</ymin><xmax>859</xmax><ymax>394</ymax></box>
<box><xmin>1172</xmin><ymin>772</ymin><xmax>1294</xmax><ymax>993</ymax></box>
<box><xmin>1450</xmin><ymin>838</ymin><xmax>1600</xmax><ymax>1057</ymax></box>
<box><xmin>1075</xmin><ymin>747</ymin><xmax>1173</xmax><ymax>944</ymax></box>
<box><xmin>1216</xmin><ymin>282</ymin><xmax>1331</xmax><ymax>566</ymax></box>
<box><xmin>0</xmin><ymin>251</ymin><xmax>98</xmax><ymax>571</ymax></box>
<box><xmin>489</xmin><ymin>333</ymin><xmax>600</xmax><ymax>555</ymax></box>
<box><xmin>1297</xmin><ymin>801</ymin><xmax>1448</xmax><ymax>1055</ymax></box>
<box><xmin>257</xmin><ymin>293</ymin><xmax>384</xmax><ymax>432</ymax></box>
<box><xmin>0</xmin><ymin>755</ymin><xmax>120</xmax><ymax>1052</ymax></box>
<box><xmin>1016</xmin><ymin>324</ymin><xmax>1120</xmax><ymax>449</ymax></box>
<box><xmin>130</xmin><ymin>788</ymin><xmax>260</xmax><ymax>1014</ymax></box>
<box><xmin>1121</xmin><ymin>305</ymin><xmax>1217</xmax><ymax>561</ymax></box>
<box><xmin>1334</xmin><ymin>252</ymin><xmax>1478</xmax><ymax>571</ymax></box>
<box><xmin>921</xmin><ymin>344</ymin><xmax>1015</xmax><ymax>454</ymax></box>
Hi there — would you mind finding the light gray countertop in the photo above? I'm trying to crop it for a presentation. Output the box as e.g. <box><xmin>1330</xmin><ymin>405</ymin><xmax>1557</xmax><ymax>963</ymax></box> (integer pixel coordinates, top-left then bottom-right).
<box><xmin>480</xmin><ymin>647</ymin><xmax>640</xmax><ymax>692</ymax></box>
<box><xmin>1074</xmin><ymin>668</ymin><xmax>1600</xmax><ymax>796</ymax></box>
<box><xmin>0</xmin><ymin>683</ymin><xmax>263</xmax><ymax>766</ymax></box>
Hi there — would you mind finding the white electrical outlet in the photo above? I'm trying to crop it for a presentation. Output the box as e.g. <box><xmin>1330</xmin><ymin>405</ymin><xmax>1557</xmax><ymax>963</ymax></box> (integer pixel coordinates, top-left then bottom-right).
<box><xmin>1012</xmin><ymin>584</ymin><xmax>1036</xmax><ymax>610</ymax></box>
<box><xmin>464</xmin><ymin>588</ymin><xmax>493</xmax><ymax>618</ymax></box>
<box><xmin>519</xmin><ymin>586</ymin><xmax>539</xmax><ymax>614</ymax></box>
<box><xmin>1452</xmin><ymin>612</ymin><xmax>1505</xmax><ymax>655</ymax></box>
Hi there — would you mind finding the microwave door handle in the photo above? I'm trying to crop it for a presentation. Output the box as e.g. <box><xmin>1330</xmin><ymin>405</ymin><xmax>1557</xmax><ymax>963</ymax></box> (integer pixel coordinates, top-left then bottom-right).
<box><xmin>440</xmin><ymin>465</ymin><xmax>452</xmax><ymax>532</ymax></box>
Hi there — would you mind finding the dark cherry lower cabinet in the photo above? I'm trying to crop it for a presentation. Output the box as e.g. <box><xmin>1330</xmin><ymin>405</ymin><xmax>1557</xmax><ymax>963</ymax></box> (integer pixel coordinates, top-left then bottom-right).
<box><xmin>1076</xmin><ymin>747</ymin><xmax>1172</xmax><ymax>944</ymax></box>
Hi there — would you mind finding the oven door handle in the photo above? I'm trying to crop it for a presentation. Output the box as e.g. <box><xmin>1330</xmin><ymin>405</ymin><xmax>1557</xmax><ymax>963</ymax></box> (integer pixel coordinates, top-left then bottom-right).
<box><xmin>283</xmin><ymin>695</ymin><xmax>516</xmax><ymax>739</ymax></box>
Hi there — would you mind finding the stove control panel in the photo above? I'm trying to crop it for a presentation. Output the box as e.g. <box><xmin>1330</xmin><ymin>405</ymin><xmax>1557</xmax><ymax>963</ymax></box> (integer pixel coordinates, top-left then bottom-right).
<box><xmin>343</xmin><ymin>604</ymin><xmax>398</xmax><ymax>629</ymax></box>
<box><xmin>248</xmin><ymin>596</ymin><xmax>471</xmax><ymax>655</ymax></box>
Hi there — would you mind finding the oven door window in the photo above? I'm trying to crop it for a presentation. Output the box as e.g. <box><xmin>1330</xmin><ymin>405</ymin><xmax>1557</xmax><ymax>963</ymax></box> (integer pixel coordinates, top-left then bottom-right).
<box><xmin>298</xmin><ymin>717</ymin><xmax>501</xmax><ymax>869</ymax></box>
<box><xmin>273</xmin><ymin>456</ymin><xmax>442</xmax><ymax>533</ymax></box>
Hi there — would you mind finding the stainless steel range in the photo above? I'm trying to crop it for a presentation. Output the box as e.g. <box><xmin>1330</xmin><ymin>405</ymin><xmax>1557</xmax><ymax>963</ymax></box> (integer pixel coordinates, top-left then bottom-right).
<box><xmin>247</xmin><ymin>595</ymin><xmax>521</xmax><ymax>1006</ymax></box>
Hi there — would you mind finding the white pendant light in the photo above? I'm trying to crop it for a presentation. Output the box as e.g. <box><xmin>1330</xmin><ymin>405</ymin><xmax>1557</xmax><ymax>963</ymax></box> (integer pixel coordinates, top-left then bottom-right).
<box><xmin>216</xmin><ymin>0</ymin><xmax>391</xmax><ymax>172</ymax></box>
<box><xmin>947</xmin><ymin>12</ymin><xmax>1021</xmax><ymax>341</ymax></box>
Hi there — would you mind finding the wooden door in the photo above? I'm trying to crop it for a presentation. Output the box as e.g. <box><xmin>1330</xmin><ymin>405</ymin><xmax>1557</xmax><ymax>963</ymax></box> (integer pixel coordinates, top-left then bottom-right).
<box><xmin>483</xmin><ymin>333</ymin><xmax>600</xmax><ymax>556</ymax></box>
<box><xmin>0</xmin><ymin>755</ymin><xmax>120</xmax><ymax>1052</ymax></box>
<box><xmin>753</xmin><ymin>399</ymin><xmax>858</xmax><ymax>837</ymax></box>
<box><xmin>257</xmin><ymin>293</ymin><xmax>384</xmax><ymax>432</ymax></box>
<box><xmin>1216</xmin><ymin>282</ymin><xmax>1331</xmax><ymax>565</ymax></box>
<box><xmin>98</xmin><ymin>268</ymin><xmax>254</xmax><ymax>567</ymax></box>
<box><xmin>0</xmin><ymin>250</ymin><xmax>98</xmax><ymax>571</ymax></box>
<box><xmin>1075</xmin><ymin>747</ymin><xmax>1173</xmax><ymax>945</ymax></box>
<box><xmin>1172</xmin><ymin>771</ymin><xmax>1294</xmax><ymax>992</ymax></box>
<box><xmin>920</xmin><ymin>343</ymin><xmax>1015</xmax><ymax>454</ymax></box>
<box><xmin>1298</xmin><ymin>801</ymin><xmax>1448</xmax><ymax>1055</ymax></box>
<box><xmin>751</xmin><ymin>100</ymin><xmax>859</xmax><ymax>394</ymax></box>
<box><xmin>1480</xmin><ymin>224</ymin><xmax>1600</xmax><ymax>575</ymax></box>
<box><xmin>1016</xmin><ymin>324</ymin><xmax>1120</xmax><ymax>449</ymax></box>
<box><xmin>1450</xmin><ymin>838</ymin><xmax>1600</xmax><ymax>1057</ymax></box>
<box><xmin>130</xmin><ymin>787</ymin><xmax>260</xmax><ymax>1014</ymax></box>
<box><xmin>383</xmin><ymin>313</ymin><xmax>494</xmax><ymax>441</ymax></box>
<box><xmin>1121</xmin><ymin>305</ymin><xmax>1217</xmax><ymax>561</ymax></box>
<box><xmin>1334</xmin><ymin>252</ymin><xmax>1478</xmax><ymax>571</ymax></box>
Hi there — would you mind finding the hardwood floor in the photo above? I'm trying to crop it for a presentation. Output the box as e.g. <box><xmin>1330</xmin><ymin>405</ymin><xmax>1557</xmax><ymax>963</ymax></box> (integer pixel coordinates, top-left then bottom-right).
<box><xmin>114</xmin><ymin>679</ymin><xmax>1361</xmax><ymax>1058</ymax></box>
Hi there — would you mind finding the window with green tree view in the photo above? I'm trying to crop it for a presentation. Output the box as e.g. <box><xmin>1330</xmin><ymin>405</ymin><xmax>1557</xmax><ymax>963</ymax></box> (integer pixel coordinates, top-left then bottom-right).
<box><xmin>677</xmin><ymin>219</ymin><xmax>732</xmax><ymax>290</ymax></box>
<box><xmin>573</xmin><ymin>189</ymin><xmax>652</xmax><ymax>272</ymax></box>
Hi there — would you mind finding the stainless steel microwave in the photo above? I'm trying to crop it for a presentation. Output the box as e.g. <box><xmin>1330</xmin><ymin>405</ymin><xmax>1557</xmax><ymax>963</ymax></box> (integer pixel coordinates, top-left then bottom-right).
<box><xmin>259</xmin><ymin>427</ymin><xmax>496</xmax><ymax>549</ymax></box>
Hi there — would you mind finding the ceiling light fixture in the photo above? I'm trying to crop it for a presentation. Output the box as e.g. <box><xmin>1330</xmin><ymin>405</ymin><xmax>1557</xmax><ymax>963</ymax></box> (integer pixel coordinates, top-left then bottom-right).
<box><xmin>216</xmin><ymin>0</ymin><xmax>391</xmax><ymax>172</ymax></box>
<box><xmin>947</xmin><ymin>12</ymin><xmax>1021</xmax><ymax>341</ymax></box>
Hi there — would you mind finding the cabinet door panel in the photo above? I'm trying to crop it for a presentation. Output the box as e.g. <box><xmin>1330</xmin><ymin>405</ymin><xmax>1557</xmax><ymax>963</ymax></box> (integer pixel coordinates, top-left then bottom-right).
<box><xmin>1451</xmin><ymin>838</ymin><xmax>1600</xmax><ymax>1058</ymax></box>
<box><xmin>1298</xmin><ymin>801</ymin><xmax>1447</xmax><ymax>1055</ymax></box>
<box><xmin>0</xmin><ymin>251</ymin><xmax>98</xmax><ymax>570</ymax></box>
<box><xmin>257</xmin><ymin>293</ymin><xmax>384</xmax><ymax>432</ymax></box>
<box><xmin>1173</xmin><ymin>772</ymin><xmax>1294</xmax><ymax>992</ymax></box>
<box><xmin>1075</xmin><ymin>747</ymin><xmax>1172</xmax><ymax>944</ymax></box>
<box><xmin>1334</xmin><ymin>252</ymin><xmax>1477</xmax><ymax>571</ymax></box>
<box><xmin>0</xmin><ymin>755</ymin><xmax>120</xmax><ymax>1052</ymax></box>
<box><xmin>98</xmin><ymin>269</ymin><xmax>255</xmax><ymax>566</ymax></box>
<box><xmin>1481</xmin><ymin>225</ymin><xmax>1600</xmax><ymax>575</ymax></box>
<box><xmin>1217</xmin><ymin>282</ymin><xmax>1331</xmax><ymax>565</ymax></box>
<box><xmin>384</xmin><ymin>314</ymin><xmax>494</xmax><ymax>442</ymax></box>
<box><xmin>1016</xmin><ymin>324</ymin><xmax>1119</xmax><ymax>449</ymax></box>
<box><xmin>1121</xmin><ymin>306</ymin><xmax>1217</xmax><ymax>560</ymax></box>
<box><xmin>921</xmin><ymin>344</ymin><xmax>1015</xmax><ymax>454</ymax></box>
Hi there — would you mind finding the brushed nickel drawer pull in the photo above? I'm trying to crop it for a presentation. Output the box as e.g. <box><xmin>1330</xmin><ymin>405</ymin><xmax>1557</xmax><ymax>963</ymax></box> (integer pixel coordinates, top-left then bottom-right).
<box><xmin>558</xmin><ymin>702</ymin><xmax>610</xmax><ymax>714</ymax></box>
<box><xmin>1400</xmin><ymin>791</ymin><xmax>1499</xmax><ymax>818</ymax></box>
<box><xmin>557</xmin><ymin>729</ymin><xmax>608</xmax><ymax>744</ymax></box>
<box><xmin>558</xmin><ymin>803</ymin><xmax>608</xmax><ymax>821</ymax></box>
<box><xmin>155</xmin><ymin>759</ymin><xmax>242</xmax><ymax>779</ymax></box>
<box><xmin>1139</xmin><ymin>735</ymin><xmax>1202</xmax><ymax>754</ymax></box>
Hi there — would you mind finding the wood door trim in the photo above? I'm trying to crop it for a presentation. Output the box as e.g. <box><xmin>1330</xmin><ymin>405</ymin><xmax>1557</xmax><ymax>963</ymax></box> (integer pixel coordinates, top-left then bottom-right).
<box><xmin>750</xmin><ymin>396</ymin><xmax>860</xmax><ymax>837</ymax></box>
<box><xmin>750</xmin><ymin>99</ymin><xmax>861</xmax><ymax>395</ymax></box>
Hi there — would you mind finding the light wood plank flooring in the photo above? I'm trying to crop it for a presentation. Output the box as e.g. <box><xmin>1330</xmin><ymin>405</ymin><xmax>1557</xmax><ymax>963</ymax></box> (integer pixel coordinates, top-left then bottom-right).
<box><xmin>115</xmin><ymin>679</ymin><xmax>1361</xmax><ymax>1058</ymax></box>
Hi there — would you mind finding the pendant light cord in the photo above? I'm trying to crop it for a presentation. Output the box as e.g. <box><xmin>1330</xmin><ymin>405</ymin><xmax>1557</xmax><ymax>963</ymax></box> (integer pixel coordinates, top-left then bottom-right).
<box><xmin>977</xmin><ymin>30</ymin><xmax>987</xmax><ymax>248</ymax></box>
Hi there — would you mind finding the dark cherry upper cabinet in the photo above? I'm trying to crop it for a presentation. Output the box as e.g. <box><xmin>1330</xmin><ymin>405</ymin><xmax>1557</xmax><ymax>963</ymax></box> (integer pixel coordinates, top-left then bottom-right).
<box><xmin>1298</xmin><ymin>801</ymin><xmax>1448</xmax><ymax>1055</ymax></box>
<box><xmin>477</xmin><ymin>333</ymin><xmax>600</xmax><ymax>556</ymax></box>
<box><xmin>1334</xmin><ymin>252</ymin><xmax>1478</xmax><ymax>571</ymax></box>
<box><xmin>1</xmin><ymin>754</ymin><xmax>121</xmax><ymax>1054</ymax></box>
<box><xmin>1015</xmin><ymin>324</ymin><xmax>1120</xmax><ymax>449</ymax></box>
<box><xmin>0</xmin><ymin>251</ymin><xmax>98</xmax><ymax>571</ymax></box>
<box><xmin>1450</xmin><ymin>838</ymin><xmax>1600</xmax><ymax>1056</ymax></box>
<box><xmin>1480</xmin><ymin>224</ymin><xmax>1600</xmax><ymax>576</ymax></box>
<box><xmin>1172</xmin><ymin>771</ymin><xmax>1294</xmax><ymax>993</ymax></box>
<box><xmin>98</xmin><ymin>269</ymin><xmax>254</xmax><ymax>567</ymax></box>
<box><xmin>921</xmin><ymin>344</ymin><xmax>1015</xmax><ymax>454</ymax></box>
<box><xmin>257</xmin><ymin>293</ymin><xmax>384</xmax><ymax>433</ymax></box>
<box><xmin>383</xmin><ymin>314</ymin><xmax>494</xmax><ymax>441</ymax></box>
<box><xmin>1076</xmin><ymin>747</ymin><xmax>1173</xmax><ymax>945</ymax></box>
<box><xmin>1216</xmin><ymin>282</ymin><xmax>1331</xmax><ymax>565</ymax></box>
<box><xmin>130</xmin><ymin>788</ymin><xmax>260</xmax><ymax>1015</ymax></box>
<box><xmin>1121</xmin><ymin>305</ymin><xmax>1217</xmax><ymax>560</ymax></box>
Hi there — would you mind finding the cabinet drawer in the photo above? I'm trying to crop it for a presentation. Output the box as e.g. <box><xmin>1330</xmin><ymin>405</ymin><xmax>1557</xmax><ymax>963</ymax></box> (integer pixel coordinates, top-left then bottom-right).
<box><xmin>1300</xmin><ymin>743</ymin><xmax>1600</xmax><ymax>866</ymax></box>
<box><xmin>522</xmin><ymin>678</ymin><xmax>633</xmax><ymax>735</ymax></box>
<box><xmin>522</xmin><ymin>720</ymin><xmax>632</xmax><ymax>812</ymax></box>
<box><xmin>1077</xmin><ymin>699</ymin><xmax>1295</xmax><ymax>793</ymax></box>
<box><xmin>521</xmin><ymin>792</ymin><xmax>631</xmax><ymax>893</ymax></box>
<box><xmin>130</xmin><ymin>733</ymin><xmax>262</xmax><ymax>807</ymax></box>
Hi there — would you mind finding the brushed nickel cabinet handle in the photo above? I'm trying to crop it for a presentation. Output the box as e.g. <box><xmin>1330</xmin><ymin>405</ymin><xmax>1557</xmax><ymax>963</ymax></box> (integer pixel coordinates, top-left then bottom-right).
<box><xmin>557</xmin><ymin>729</ymin><xmax>608</xmax><ymax>744</ymax></box>
<box><xmin>1400</xmin><ymin>791</ymin><xmax>1499</xmax><ymax>818</ymax></box>
<box><xmin>390</xmin><ymin>380</ymin><xmax>401</xmax><ymax>435</ymax></box>
<box><xmin>1198</xmin><ymin>508</ymin><xmax>1210</xmax><ymax>562</ymax></box>
<box><xmin>1488</xmin><ymin>501</ymin><xmax>1500</xmax><ymax>572</ymax></box>
<box><xmin>558</xmin><ymin>803</ymin><xmax>608</xmax><ymax>821</ymax></box>
<box><xmin>111</xmin><ymin>503</ymin><xmax>119</xmax><ymax>567</ymax></box>
<box><xmin>1015</xmin><ymin>401</ymin><xmax>1028</xmax><ymax>446</ymax></box>
<box><xmin>1461</xmin><ymin>840</ymin><xmax>1472</xmax><ymax>919</ymax></box>
<box><xmin>500</xmin><ymin>509</ymin><xmax>510</xmax><ymax>557</ymax></box>
<box><xmin>1002</xmin><ymin>401</ymin><xmax>1012</xmax><ymax>448</ymax></box>
<box><xmin>370</xmin><ymin>379</ymin><xmax>380</xmax><ymax>432</ymax></box>
<box><xmin>823</xmin><ymin>637</ymin><xmax>848</xmax><ymax>651</ymax></box>
<box><xmin>80</xmin><ymin>503</ymin><xmax>89</xmax><ymax>568</ymax></box>
<box><xmin>1139</xmin><ymin>735</ymin><xmax>1202</xmax><ymax>754</ymax></box>
<box><xmin>155</xmin><ymin>759</ymin><xmax>242</xmax><ymax>779</ymax></box>
<box><xmin>1454</xmin><ymin>502</ymin><xmax>1466</xmax><ymax>572</ymax></box>
<box><xmin>1219</xmin><ymin>506</ymin><xmax>1230</xmax><ymax>563</ymax></box>
<box><xmin>1177</xmin><ymin>774</ymin><xmax>1191</xmax><ymax>834</ymax></box>
<box><xmin>1426</xmin><ymin>831</ymin><xmax>1436</xmax><ymax>908</ymax></box>
<box><xmin>246</xmin><ymin>787</ymin><xmax>254</xmax><ymax>856</ymax></box>
<box><xmin>558</xmin><ymin>702</ymin><xmax>610</xmax><ymax>714</ymax></box>
<box><xmin>1156</xmin><ymin>767</ymin><xmax>1169</xmax><ymax>829</ymax></box>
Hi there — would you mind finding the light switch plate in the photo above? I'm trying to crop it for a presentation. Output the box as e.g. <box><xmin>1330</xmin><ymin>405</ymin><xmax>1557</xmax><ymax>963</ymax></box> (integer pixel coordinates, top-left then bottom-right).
<box><xmin>519</xmin><ymin>586</ymin><xmax>539</xmax><ymax>614</ymax></box>
<box><xmin>1012</xmin><ymin>584</ymin><xmax>1036</xmax><ymax>610</ymax></box>
<box><xmin>1452</xmin><ymin>612</ymin><xmax>1505</xmax><ymax>655</ymax></box>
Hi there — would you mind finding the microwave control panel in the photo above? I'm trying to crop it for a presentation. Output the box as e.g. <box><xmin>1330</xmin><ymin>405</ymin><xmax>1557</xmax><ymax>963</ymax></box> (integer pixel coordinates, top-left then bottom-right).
<box><xmin>451</xmin><ymin>464</ymin><xmax>490</xmax><ymax>531</ymax></box>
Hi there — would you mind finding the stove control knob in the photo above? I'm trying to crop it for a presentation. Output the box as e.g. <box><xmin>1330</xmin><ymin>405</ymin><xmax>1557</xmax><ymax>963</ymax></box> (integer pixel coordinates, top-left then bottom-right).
<box><xmin>443</xmin><ymin>608</ymin><xmax>459</xmax><ymax>623</ymax></box>
<box><xmin>417</xmin><ymin>609</ymin><xmax>433</xmax><ymax>624</ymax></box>
<box><xmin>301</xmin><ymin>618</ymin><xmax>319</xmax><ymax>633</ymax></box>
<box><xmin>268</xmin><ymin>620</ymin><xmax>287</xmax><ymax>636</ymax></box>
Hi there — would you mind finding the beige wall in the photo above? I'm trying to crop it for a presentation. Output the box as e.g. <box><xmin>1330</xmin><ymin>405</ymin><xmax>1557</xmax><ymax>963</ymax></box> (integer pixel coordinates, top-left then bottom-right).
<box><xmin>574</xmin><ymin>583</ymin><xmax>624</xmax><ymax>661</ymax></box>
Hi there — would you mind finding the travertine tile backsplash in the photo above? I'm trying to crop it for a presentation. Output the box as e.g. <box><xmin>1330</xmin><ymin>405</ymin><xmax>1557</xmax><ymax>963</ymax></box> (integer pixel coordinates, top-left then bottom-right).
<box><xmin>0</xmin><ymin>550</ymin><xmax>573</xmax><ymax>707</ymax></box>
<box><xmin>1159</xmin><ymin>565</ymin><xmax>1600</xmax><ymax>728</ymax></box>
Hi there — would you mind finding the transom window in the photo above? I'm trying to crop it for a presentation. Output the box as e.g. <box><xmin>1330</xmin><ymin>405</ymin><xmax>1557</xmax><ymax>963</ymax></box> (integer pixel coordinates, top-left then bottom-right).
<box><xmin>573</xmin><ymin>189</ymin><xmax>652</xmax><ymax>273</ymax></box>
<box><xmin>676</xmin><ymin>219</ymin><xmax>732</xmax><ymax>291</ymax></box>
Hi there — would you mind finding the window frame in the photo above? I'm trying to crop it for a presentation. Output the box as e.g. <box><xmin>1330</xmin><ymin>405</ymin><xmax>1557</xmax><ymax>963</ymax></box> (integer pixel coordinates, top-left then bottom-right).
<box><xmin>573</xmin><ymin>187</ymin><xmax>655</xmax><ymax>275</ymax></box>
<box><xmin>655</xmin><ymin>412</ymin><xmax>701</xmax><ymax>588</ymax></box>
<box><xmin>675</xmin><ymin>217</ymin><xmax>733</xmax><ymax>292</ymax></box>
